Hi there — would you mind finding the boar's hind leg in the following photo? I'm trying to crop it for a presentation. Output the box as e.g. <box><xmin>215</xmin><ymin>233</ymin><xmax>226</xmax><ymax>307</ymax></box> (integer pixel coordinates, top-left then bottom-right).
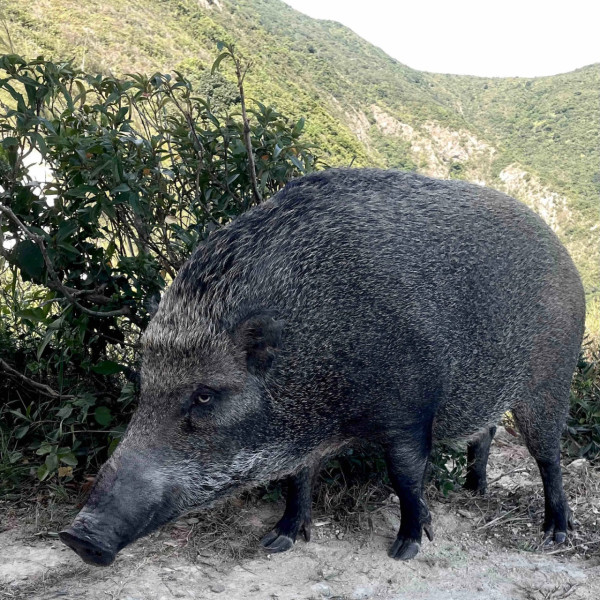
<box><xmin>261</xmin><ymin>466</ymin><xmax>313</xmax><ymax>553</ymax></box>
<box><xmin>512</xmin><ymin>397</ymin><xmax>573</xmax><ymax>545</ymax></box>
<box><xmin>464</xmin><ymin>426</ymin><xmax>497</xmax><ymax>495</ymax></box>
<box><xmin>385</xmin><ymin>433</ymin><xmax>433</xmax><ymax>560</ymax></box>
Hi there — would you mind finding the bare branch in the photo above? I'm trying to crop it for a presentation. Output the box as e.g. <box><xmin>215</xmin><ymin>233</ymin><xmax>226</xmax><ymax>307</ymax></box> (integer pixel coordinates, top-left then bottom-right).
<box><xmin>0</xmin><ymin>358</ymin><xmax>75</xmax><ymax>399</ymax></box>
<box><xmin>232</xmin><ymin>53</ymin><xmax>262</xmax><ymax>206</ymax></box>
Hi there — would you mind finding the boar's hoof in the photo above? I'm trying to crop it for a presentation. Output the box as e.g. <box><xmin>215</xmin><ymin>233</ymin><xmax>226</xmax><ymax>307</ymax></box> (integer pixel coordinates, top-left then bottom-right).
<box><xmin>542</xmin><ymin>508</ymin><xmax>574</xmax><ymax>546</ymax></box>
<box><xmin>423</xmin><ymin>522</ymin><xmax>434</xmax><ymax>542</ymax></box>
<box><xmin>463</xmin><ymin>479</ymin><xmax>487</xmax><ymax>496</ymax></box>
<box><xmin>260</xmin><ymin>515</ymin><xmax>311</xmax><ymax>553</ymax></box>
<box><xmin>542</xmin><ymin>528</ymin><xmax>569</xmax><ymax>547</ymax></box>
<box><xmin>388</xmin><ymin>536</ymin><xmax>421</xmax><ymax>561</ymax></box>
<box><xmin>260</xmin><ymin>531</ymin><xmax>295</xmax><ymax>553</ymax></box>
<box><xmin>543</xmin><ymin>530</ymin><xmax>568</xmax><ymax>547</ymax></box>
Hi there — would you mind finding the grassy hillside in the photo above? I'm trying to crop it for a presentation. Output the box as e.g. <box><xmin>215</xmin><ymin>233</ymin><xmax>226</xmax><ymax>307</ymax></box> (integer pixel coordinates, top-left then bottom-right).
<box><xmin>2</xmin><ymin>0</ymin><xmax>598</xmax><ymax>321</ymax></box>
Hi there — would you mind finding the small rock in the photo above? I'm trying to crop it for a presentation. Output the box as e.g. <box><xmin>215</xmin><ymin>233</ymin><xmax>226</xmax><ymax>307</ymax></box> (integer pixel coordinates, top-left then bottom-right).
<box><xmin>568</xmin><ymin>458</ymin><xmax>588</xmax><ymax>472</ymax></box>
<box><xmin>311</xmin><ymin>582</ymin><xmax>331</xmax><ymax>597</ymax></box>
<box><xmin>249</xmin><ymin>584</ymin><xmax>260</xmax><ymax>592</ymax></box>
<box><xmin>187</xmin><ymin>518</ymin><xmax>200</xmax><ymax>524</ymax></box>
<box><xmin>322</xmin><ymin>569</ymin><xmax>338</xmax><ymax>580</ymax></box>
<box><xmin>352</xmin><ymin>586</ymin><xmax>375</xmax><ymax>600</ymax></box>
<box><xmin>210</xmin><ymin>583</ymin><xmax>226</xmax><ymax>593</ymax></box>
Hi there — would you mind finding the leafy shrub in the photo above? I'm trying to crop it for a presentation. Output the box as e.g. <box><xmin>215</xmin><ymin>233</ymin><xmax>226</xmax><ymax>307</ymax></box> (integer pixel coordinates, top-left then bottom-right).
<box><xmin>0</xmin><ymin>49</ymin><xmax>321</xmax><ymax>488</ymax></box>
<box><xmin>565</xmin><ymin>341</ymin><xmax>600</xmax><ymax>460</ymax></box>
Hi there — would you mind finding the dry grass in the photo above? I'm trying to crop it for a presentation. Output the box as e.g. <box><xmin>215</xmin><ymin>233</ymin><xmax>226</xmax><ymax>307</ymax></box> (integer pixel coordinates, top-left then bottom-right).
<box><xmin>1</xmin><ymin>429</ymin><xmax>598</xmax><ymax>567</ymax></box>
<box><xmin>437</xmin><ymin>430</ymin><xmax>600</xmax><ymax>559</ymax></box>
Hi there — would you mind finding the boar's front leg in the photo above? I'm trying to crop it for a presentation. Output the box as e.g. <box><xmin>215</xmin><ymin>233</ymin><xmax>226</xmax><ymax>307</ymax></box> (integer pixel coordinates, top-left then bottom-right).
<box><xmin>261</xmin><ymin>465</ymin><xmax>314</xmax><ymax>553</ymax></box>
<box><xmin>385</xmin><ymin>432</ymin><xmax>433</xmax><ymax>560</ymax></box>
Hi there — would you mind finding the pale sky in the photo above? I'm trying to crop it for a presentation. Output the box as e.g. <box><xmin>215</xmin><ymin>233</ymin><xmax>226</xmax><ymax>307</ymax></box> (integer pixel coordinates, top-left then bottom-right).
<box><xmin>283</xmin><ymin>0</ymin><xmax>600</xmax><ymax>77</ymax></box>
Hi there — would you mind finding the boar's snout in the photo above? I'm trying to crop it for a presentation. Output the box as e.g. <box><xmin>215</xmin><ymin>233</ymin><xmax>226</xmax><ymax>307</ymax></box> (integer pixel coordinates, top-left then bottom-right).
<box><xmin>60</xmin><ymin>447</ymin><xmax>178</xmax><ymax>566</ymax></box>
<box><xmin>59</xmin><ymin>526</ymin><xmax>116</xmax><ymax>566</ymax></box>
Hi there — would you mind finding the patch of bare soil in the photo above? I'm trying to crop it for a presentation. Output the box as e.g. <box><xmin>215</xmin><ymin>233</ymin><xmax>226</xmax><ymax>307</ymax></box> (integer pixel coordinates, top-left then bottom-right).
<box><xmin>1</xmin><ymin>428</ymin><xmax>598</xmax><ymax>600</ymax></box>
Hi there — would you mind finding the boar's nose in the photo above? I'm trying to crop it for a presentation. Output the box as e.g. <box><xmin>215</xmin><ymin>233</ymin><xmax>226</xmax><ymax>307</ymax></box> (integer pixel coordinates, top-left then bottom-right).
<box><xmin>59</xmin><ymin>528</ymin><xmax>116</xmax><ymax>566</ymax></box>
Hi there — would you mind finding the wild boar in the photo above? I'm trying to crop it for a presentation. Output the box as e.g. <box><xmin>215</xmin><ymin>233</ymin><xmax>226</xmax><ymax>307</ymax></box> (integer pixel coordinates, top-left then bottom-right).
<box><xmin>60</xmin><ymin>168</ymin><xmax>585</xmax><ymax>564</ymax></box>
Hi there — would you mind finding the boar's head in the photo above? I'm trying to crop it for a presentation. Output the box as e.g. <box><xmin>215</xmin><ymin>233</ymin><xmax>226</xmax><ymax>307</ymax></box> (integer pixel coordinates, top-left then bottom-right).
<box><xmin>59</xmin><ymin>301</ymin><xmax>299</xmax><ymax>566</ymax></box>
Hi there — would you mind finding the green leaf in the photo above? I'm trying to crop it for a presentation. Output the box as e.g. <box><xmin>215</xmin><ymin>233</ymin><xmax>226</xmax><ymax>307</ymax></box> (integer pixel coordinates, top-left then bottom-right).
<box><xmin>45</xmin><ymin>453</ymin><xmax>59</xmax><ymax>472</ymax></box>
<box><xmin>57</xmin><ymin>242</ymin><xmax>80</xmax><ymax>256</ymax></box>
<box><xmin>1</xmin><ymin>136</ymin><xmax>19</xmax><ymax>150</ymax></box>
<box><xmin>9</xmin><ymin>451</ymin><xmax>23</xmax><ymax>464</ymax></box>
<box><xmin>47</xmin><ymin>315</ymin><xmax>65</xmax><ymax>330</ymax></box>
<box><xmin>292</xmin><ymin>117</ymin><xmax>305</xmax><ymax>136</ymax></box>
<box><xmin>37</xmin><ymin>463</ymin><xmax>50</xmax><ymax>481</ymax></box>
<box><xmin>91</xmin><ymin>360</ymin><xmax>124</xmax><ymax>375</ymax></box>
<box><xmin>36</xmin><ymin>443</ymin><xmax>54</xmax><ymax>456</ymax></box>
<box><xmin>66</xmin><ymin>184</ymin><xmax>99</xmax><ymax>198</ymax></box>
<box><xmin>112</xmin><ymin>183</ymin><xmax>130</xmax><ymax>193</ymax></box>
<box><xmin>289</xmin><ymin>154</ymin><xmax>304</xmax><ymax>171</ymax></box>
<box><xmin>15</xmin><ymin>307</ymin><xmax>47</xmax><ymax>323</ymax></box>
<box><xmin>74</xmin><ymin>80</ymin><xmax>87</xmax><ymax>106</ymax></box>
<box><xmin>59</xmin><ymin>453</ymin><xmax>78</xmax><ymax>467</ymax></box>
<box><xmin>94</xmin><ymin>406</ymin><xmax>112</xmax><ymax>427</ymax></box>
<box><xmin>260</xmin><ymin>170</ymin><xmax>269</xmax><ymax>190</ymax></box>
<box><xmin>11</xmin><ymin>240</ymin><xmax>44</xmax><ymax>282</ymax></box>
<box><xmin>14</xmin><ymin>425</ymin><xmax>30</xmax><ymax>439</ymax></box>
<box><xmin>211</xmin><ymin>52</ymin><xmax>230</xmax><ymax>75</ymax></box>
<box><xmin>56</xmin><ymin>404</ymin><xmax>73</xmax><ymax>419</ymax></box>
<box><xmin>0</xmin><ymin>81</ymin><xmax>25</xmax><ymax>111</ymax></box>
<box><xmin>29</xmin><ymin>131</ymin><xmax>48</xmax><ymax>158</ymax></box>
<box><xmin>37</xmin><ymin>327</ymin><xmax>55</xmax><ymax>361</ymax></box>
<box><xmin>56</xmin><ymin>219</ymin><xmax>79</xmax><ymax>242</ymax></box>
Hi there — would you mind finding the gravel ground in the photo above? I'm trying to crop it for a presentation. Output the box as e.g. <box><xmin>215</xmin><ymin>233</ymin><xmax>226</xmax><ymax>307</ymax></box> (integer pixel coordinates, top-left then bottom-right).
<box><xmin>1</xmin><ymin>428</ymin><xmax>598</xmax><ymax>600</ymax></box>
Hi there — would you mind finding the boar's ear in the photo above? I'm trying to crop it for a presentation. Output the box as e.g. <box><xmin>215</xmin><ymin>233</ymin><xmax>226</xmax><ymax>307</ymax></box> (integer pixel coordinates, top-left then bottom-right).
<box><xmin>232</xmin><ymin>313</ymin><xmax>284</xmax><ymax>374</ymax></box>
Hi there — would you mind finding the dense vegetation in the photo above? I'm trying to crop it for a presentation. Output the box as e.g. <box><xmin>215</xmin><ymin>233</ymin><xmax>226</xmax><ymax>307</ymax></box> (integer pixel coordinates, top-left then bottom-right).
<box><xmin>0</xmin><ymin>52</ymin><xmax>320</xmax><ymax>490</ymax></box>
<box><xmin>0</xmin><ymin>0</ymin><xmax>598</xmax><ymax>494</ymax></box>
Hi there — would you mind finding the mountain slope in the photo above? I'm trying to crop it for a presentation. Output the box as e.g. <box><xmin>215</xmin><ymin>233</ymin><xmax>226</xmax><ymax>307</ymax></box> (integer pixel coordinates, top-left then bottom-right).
<box><xmin>2</xmin><ymin>0</ymin><xmax>598</xmax><ymax>311</ymax></box>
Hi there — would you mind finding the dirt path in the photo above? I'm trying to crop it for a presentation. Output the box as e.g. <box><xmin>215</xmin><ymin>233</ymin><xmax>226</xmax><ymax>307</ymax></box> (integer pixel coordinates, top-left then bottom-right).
<box><xmin>1</xmin><ymin>429</ymin><xmax>599</xmax><ymax>600</ymax></box>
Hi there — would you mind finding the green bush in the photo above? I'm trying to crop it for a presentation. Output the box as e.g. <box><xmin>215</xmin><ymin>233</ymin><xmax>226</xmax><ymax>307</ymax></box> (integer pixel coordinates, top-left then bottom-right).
<box><xmin>0</xmin><ymin>50</ymin><xmax>321</xmax><ymax>490</ymax></box>
<box><xmin>565</xmin><ymin>342</ymin><xmax>600</xmax><ymax>460</ymax></box>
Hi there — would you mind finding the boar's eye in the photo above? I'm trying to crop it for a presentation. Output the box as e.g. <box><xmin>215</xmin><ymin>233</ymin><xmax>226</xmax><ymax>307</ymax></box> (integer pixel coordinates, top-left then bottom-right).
<box><xmin>180</xmin><ymin>385</ymin><xmax>219</xmax><ymax>423</ymax></box>
<box><xmin>190</xmin><ymin>386</ymin><xmax>214</xmax><ymax>406</ymax></box>
<box><xmin>194</xmin><ymin>392</ymin><xmax>211</xmax><ymax>404</ymax></box>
